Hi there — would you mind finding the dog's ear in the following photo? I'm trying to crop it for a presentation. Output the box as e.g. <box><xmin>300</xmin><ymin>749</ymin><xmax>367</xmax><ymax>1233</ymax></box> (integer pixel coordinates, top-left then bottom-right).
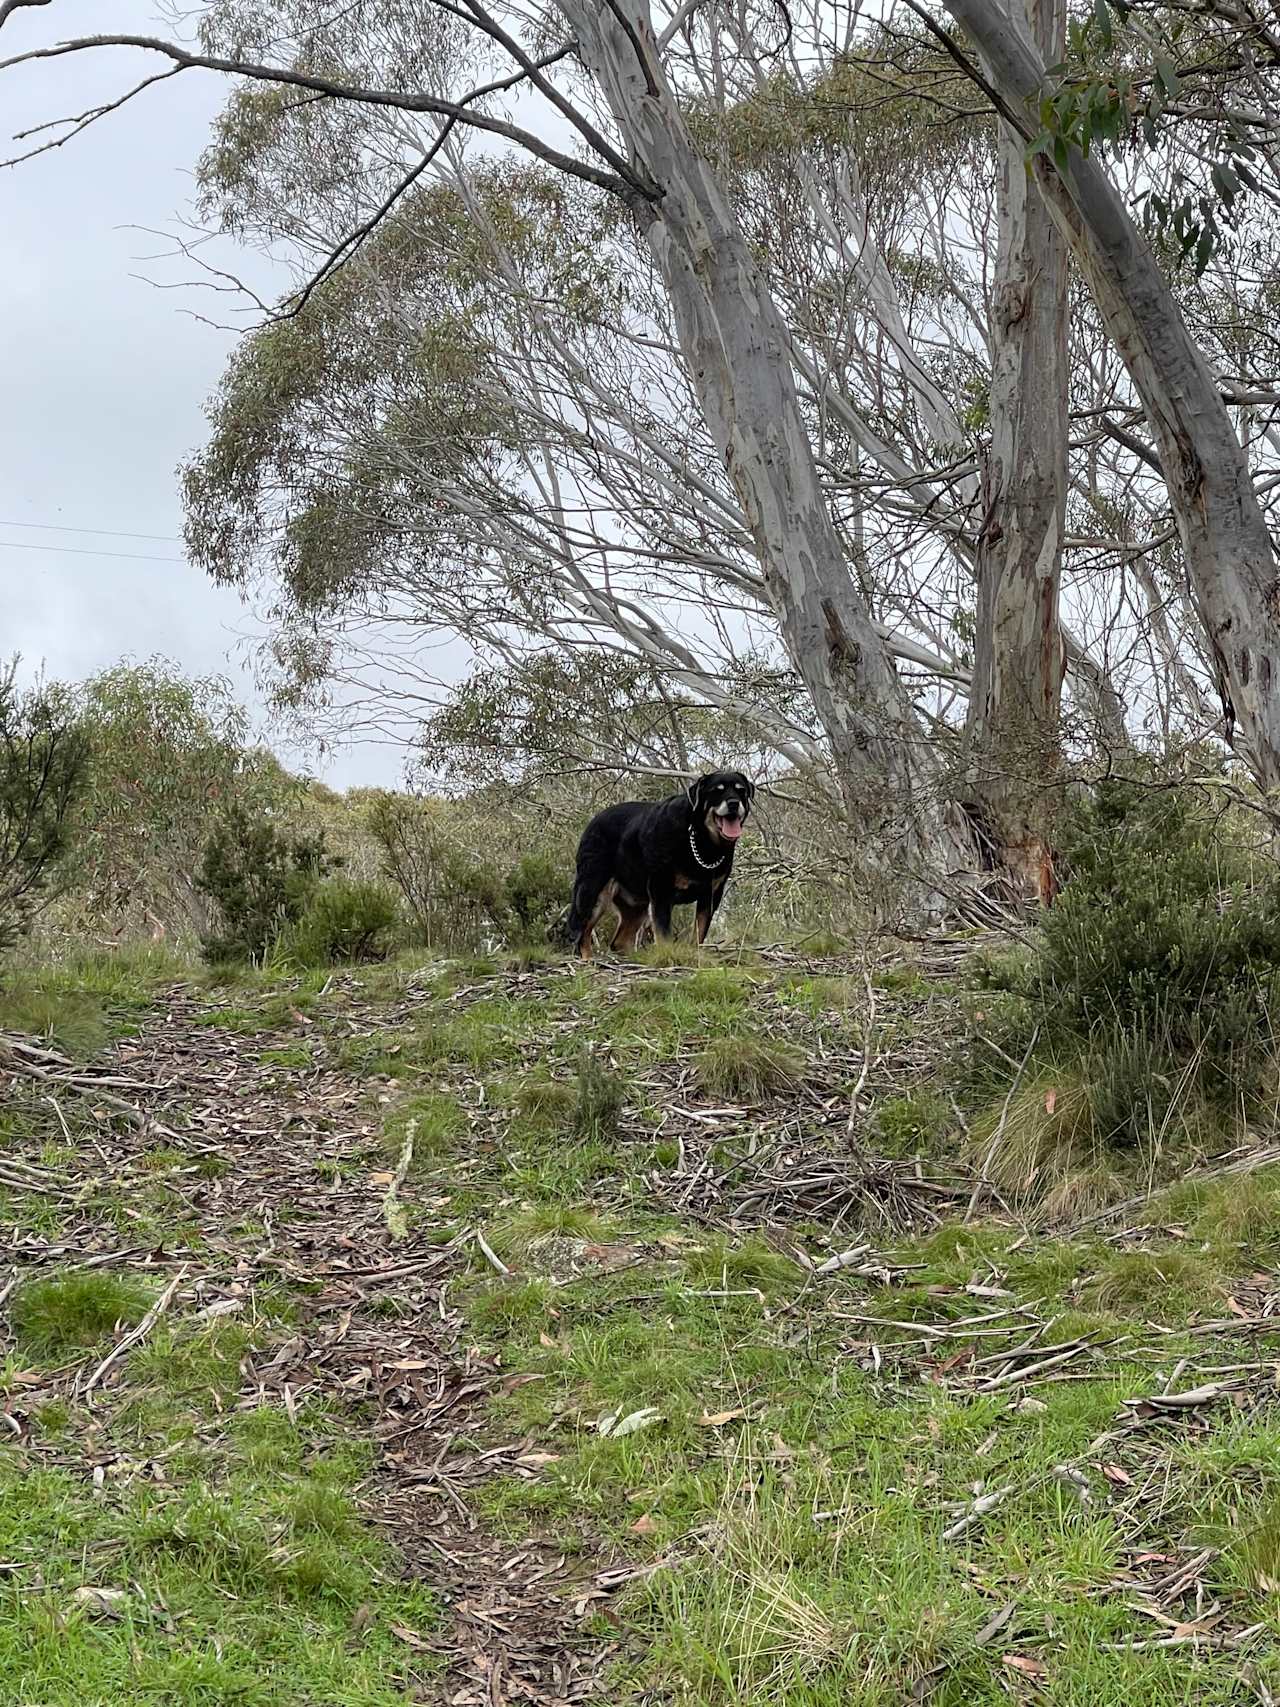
<box><xmin>745</xmin><ymin>778</ymin><xmax>757</xmax><ymax>802</ymax></box>
<box><xmin>684</xmin><ymin>775</ymin><xmax>701</xmax><ymax>808</ymax></box>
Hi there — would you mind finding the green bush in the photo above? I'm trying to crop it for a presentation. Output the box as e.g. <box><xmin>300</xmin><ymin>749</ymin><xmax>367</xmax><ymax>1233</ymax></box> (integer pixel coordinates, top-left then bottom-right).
<box><xmin>0</xmin><ymin>662</ymin><xmax>87</xmax><ymax>955</ymax></box>
<box><xmin>504</xmin><ymin>849</ymin><xmax>572</xmax><ymax>943</ymax></box>
<box><xmin>282</xmin><ymin>878</ymin><xmax>399</xmax><ymax>966</ymax></box>
<box><xmin>368</xmin><ymin>792</ymin><xmax>571</xmax><ymax>950</ymax></box>
<box><xmin>196</xmin><ymin>804</ymin><xmax>336</xmax><ymax>964</ymax></box>
<box><xmin>47</xmin><ymin>659</ymin><xmax>293</xmax><ymax>940</ymax></box>
<box><xmin>983</xmin><ymin>778</ymin><xmax>1280</xmax><ymax>1151</ymax></box>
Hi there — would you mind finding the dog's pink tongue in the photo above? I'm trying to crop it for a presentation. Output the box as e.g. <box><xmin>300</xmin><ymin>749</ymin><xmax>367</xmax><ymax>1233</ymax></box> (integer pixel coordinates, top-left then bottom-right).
<box><xmin>720</xmin><ymin>819</ymin><xmax>743</xmax><ymax>840</ymax></box>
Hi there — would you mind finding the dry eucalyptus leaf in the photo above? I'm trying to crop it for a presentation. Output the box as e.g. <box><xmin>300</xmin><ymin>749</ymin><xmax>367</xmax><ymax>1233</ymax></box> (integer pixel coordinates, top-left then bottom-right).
<box><xmin>600</xmin><ymin>1406</ymin><xmax>662</xmax><ymax>1439</ymax></box>
<box><xmin>71</xmin><ymin>1586</ymin><xmax>129</xmax><ymax>1619</ymax></box>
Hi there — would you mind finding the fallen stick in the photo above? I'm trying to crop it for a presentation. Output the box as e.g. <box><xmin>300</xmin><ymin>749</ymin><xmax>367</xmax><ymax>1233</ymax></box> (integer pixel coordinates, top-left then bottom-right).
<box><xmin>475</xmin><ymin>1229</ymin><xmax>510</xmax><ymax>1276</ymax></box>
<box><xmin>80</xmin><ymin>1266</ymin><xmax>187</xmax><ymax>1396</ymax></box>
<box><xmin>1122</xmin><ymin>1379</ymin><xmax>1241</xmax><ymax>1412</ymax></box>
<box><xmin>0</xmin><ymin>1163</ymin><xmax>75</xmax><ymax>1202</ymax></box>
<box><xmin>383</xmin><ymin>1117</ymin><xmax>416</xmax><ymax>1242</ymax></box>
<box><xmin>942</xmin><ymin>1484</ymin><xmax>1014</xmax><ymax>1541</ymax></box>
<box><xmin>977</xmin><ymin>1342</ymin><xmax>1094</xmax><ymax>1391</ymax></box>
<box><xmin>6</xmin><ymin>1054</ymin><xmax>157</xmax><ymax>1130</ymax></box>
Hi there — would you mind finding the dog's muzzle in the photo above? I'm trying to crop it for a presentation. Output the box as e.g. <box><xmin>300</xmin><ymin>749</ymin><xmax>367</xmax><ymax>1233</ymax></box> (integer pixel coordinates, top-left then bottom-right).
<box><xmin>713</xmin><ymin>803</ymin><xmax>745</xmax><ymax>841</ymax></box>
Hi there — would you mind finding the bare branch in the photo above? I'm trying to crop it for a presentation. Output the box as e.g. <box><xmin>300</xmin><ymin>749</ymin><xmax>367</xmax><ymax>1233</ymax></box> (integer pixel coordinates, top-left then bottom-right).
<box><xmin>0</xmin><ymin>0</ymin><xmax>51</xmax><ymax>35</ymax></box>
<box><xmin>4</xmin><ymin>65</ymin><xmax>184</xmax><ymax>168</ymax></box>
<box><xmin>0</xmin><ymin>32</ymin><xmax>656</xmax><ymax>199</ymax></box>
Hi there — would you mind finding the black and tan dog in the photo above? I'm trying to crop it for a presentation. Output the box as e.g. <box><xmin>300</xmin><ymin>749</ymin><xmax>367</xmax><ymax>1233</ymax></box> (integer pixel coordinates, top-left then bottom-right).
<box><xmin>563</xmin><ymin>771</ymin><xmax>755</xmax><ymax>958</ymax></box>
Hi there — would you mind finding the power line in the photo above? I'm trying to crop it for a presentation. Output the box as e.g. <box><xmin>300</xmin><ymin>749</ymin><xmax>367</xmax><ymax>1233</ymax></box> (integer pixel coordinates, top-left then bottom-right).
<box><xmin>0</xmin><ymin>539</ymin><xmax>185</xmax><ymax>565</ymax></box>
<box><xmin>0</xmin><ymin>518</ymin><xmax>182</xmax><ymax>544</ymax></box>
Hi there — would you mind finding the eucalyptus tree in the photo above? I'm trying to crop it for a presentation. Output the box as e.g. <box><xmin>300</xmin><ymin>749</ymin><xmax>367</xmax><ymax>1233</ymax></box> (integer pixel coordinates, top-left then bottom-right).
<box><xmin>5</xmin><ymin>0</ymin><xmax>1277</xmax><ymax>910</ymax></box>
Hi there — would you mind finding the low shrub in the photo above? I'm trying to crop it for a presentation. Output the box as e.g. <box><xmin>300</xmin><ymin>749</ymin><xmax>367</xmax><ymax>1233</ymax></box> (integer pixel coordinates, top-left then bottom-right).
<box><xmin>196</xmin><ymin>804</ymin><xmax>336</xmax><ymax>964</ymax></box>
<box><xmin>573</xmin><ymin>1049</ymin><xmax>624</xmax><ymax>1143</ymax></box>
<box><xmin>514</xmin><ymin>1053</ymin><xmax>625</xmax><ymax>1143</ymax></box>
<box><xmin>281</xmin><ymin>878</ymin><xmax>399</xmax><ymax>966</ymax></box>
<box><xmin>974</xmin><ymin>776</ymin><xmax>1280</xmax><ymax>1183</ymax></box>
<box><xmin>368</xmin><ymin>793</ymin><xmax>571</xmax><ymax>950</ymax></box>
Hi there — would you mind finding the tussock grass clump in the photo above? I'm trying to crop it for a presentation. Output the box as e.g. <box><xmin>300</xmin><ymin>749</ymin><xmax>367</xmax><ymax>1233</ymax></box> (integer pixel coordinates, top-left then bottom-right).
<box><xmin>0</xmin><ymin>984</ymin><xmax>108</xmax><ymax>1055</ymax></box>
<box><xmin>794</xmin><ymin>928</ymin><xmax>849</xmax><ymax>957</ymax></box>
<box><xmin>635</xmin><ymin>938</ymin><xmax>702</xmax><ymax>969</ymax></box>
<box><xmin>13</xmin><ymin>1269</ymin><xmax>155</xmax><ymax>1358</ymax></box>
<box><xmin>516</xmin><ymin>1078</ymin><xmax>578</xmax><ymax>1132</ymax></box>
<box><xmin>516</xmin><ymin>1051</ymin><xmax>625</xmax><ymax>1144</ymax></box>
<box><xmin>1194</xmin><ymin>1169</ymin><xmax>1280</xmax><ymax>1259</ymax></box>
<box><xmin>1232</xmin><ymin>1498</ymin><xmax>1280</xmax><ymax>1596</ymax></box>
<box><xmin>1083</xmin><ymin>1249</ymin><xmax>1219</xmax><ymax>1318</ymax></box>
<box><xmin>484</xmin><ymin>1204</ymin><xmax>611</xmax><ymax>1264</ymax></box>
<box><xmin>696</xmin><ymin>1035</ymin><xmax>803</xmax><ymax>1102</ymax></box>
<box><xmin>683</xmin><ymin>1236</ymin><xmax>801</xmax><ymax>1291</ymax></box>
<box><xmin>383</xmin><ymin>1090</ymin><xmax>466</xmax><ymax>1162</ymax></box>
<box><xmin>970</xmin><ymin>1066</ymin><xmax>1125</xmax><ymax>1219</ymax></box>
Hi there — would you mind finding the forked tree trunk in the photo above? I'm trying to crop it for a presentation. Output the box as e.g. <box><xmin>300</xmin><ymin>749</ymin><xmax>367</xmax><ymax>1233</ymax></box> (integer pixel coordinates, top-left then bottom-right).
<box><xmin>963</xmin><ymin>0</ymin><xmax>1069</xmax><ymax>907</ymax></box>
<box><xmin>561</xmin><ymin>0</ymin><xmax>975</xmax><ymax>916</ymax></box>
<box><xmin>945</xmin><ymin>0</ymin><xmax>1280</xmax><ymax>791</ymax></box>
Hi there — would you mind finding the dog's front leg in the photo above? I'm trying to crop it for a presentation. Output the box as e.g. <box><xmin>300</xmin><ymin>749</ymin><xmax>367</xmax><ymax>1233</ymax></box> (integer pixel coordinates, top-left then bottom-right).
<box><xmin>695</xmin><ymin>875</ymin><xmax>728</xmax><ymax>945</ymax></box>
<box><xmin>649</xmin><ymin>891</ymin><xmax>675</xmax><ymax>940</ymax></box>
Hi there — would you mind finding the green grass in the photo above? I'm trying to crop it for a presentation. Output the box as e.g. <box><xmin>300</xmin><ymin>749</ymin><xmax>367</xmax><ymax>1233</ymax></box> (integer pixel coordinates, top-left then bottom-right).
<box><xmin>695</xmin><ymin>1036</ymin><xmax>803</xmax><ymax>1101</ymax></box>
<box><xmin>0</xmin><ymin>1403</ymin><xmax>441</xmax><ymax>1705</ymax></box>
<box><xmin>8</xmin><ymin>941</ymin><xmax>1280</xmax><ymax>1706</ymax></box>
<box><xmin>194</xmin><ymin>1004</ymin><xmax>273</xmax><ymax>1036</ymax></box>
<box><xmin>0</xmin><ymin>984</ymin><xmax>109</xmax><ymax>1054</ymax></box>
<box><xmin>12</xmin><ymin>943</ymin><xmax>190</xmax><ymax>1006</ymax></box>
<box><xmin>406</xmin><ymin>957</ymin><xmax>1280</xmax><ymax>1704</ymax></box>
<box><xmin>875</xmin><ymin>1088</ymin><xmax>954</xmax><ymax>1153</ymax></box>
<box><xmin>514</xmin><ymin>1078</ymin><xmax>578</xmax><ymax>1133</ymax></box>
<box><xmin>1194</xmin><ymin>1168</ymin><xmax>1280</xmax><ymax>1259</ymax></box>
<box><xmin>383</xmin><ymin>1089</ymin><xmax>466</xmax><ymax>1162</ymax></box>
<box><xmin>1082</xmin><ymin>1249</ymin><xmax>1220</xmax><ymax>1318</ymax></box>
<box><xmin>12</xmin><ymin>1270</ymin><xmax>156</xmax><ymax>1360</ymax></box>
<box><xmin>258</xmin><ymin>1042</ymin><xmax>315</xmax><ymax>1069</ymax></box>
<box><xmin>464</xmin><ymin>1229</ymin><xmax>1280</xmax><ymax>1705</ymax></box>
<box><xmin>336</xmin><ymin>998</ymin><xmax>548</xmax><ymax>1079</ymax></box>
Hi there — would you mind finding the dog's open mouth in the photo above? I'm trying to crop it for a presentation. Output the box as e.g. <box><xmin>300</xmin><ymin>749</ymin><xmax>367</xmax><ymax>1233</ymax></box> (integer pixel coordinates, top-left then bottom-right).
<box><xmin>715</xmin><ymin>816</ymin><xmax>744</xmax><ymax>841</ymax></box>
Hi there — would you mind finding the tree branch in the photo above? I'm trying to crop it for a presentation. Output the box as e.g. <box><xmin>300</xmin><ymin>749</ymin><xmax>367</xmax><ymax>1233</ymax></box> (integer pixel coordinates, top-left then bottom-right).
<box><xmin>4</xmin><ymin>64</ymin><xmax>184</xmax><ymax>167</ymax></box>
<box><xmin>0</xmin><ymin>0</ymin><xmax>51</xmax><ymax>34</ymax></box>
<box><xmin>0</xmin><ymin>32</ymin><xmax>657</xmax><ymax>199</ymax></box>
<box><xmin>453</xmin><ymin>0</ymin><xmax>652</xmax><ymax>190</ymax></box>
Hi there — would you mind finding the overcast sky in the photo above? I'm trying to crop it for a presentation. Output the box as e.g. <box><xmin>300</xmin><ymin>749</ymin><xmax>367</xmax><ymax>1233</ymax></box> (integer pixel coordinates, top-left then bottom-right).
<box><xmin>0</xmin><ymin>2</ymin><xmax>405</xmax><ymax>788</ymax></box>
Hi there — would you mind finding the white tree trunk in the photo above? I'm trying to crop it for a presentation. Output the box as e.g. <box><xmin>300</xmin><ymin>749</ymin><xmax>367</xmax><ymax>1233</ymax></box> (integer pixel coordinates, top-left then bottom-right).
<box><xmin>560</xmin><ymin>0</ymin><xmax>973</xmax><ymax>910</ymax></box>
<box><xmin>963</xmin><ymin>0</ymin><xmax>1069</xmax><ymax>905</ymax></box>
<box><xmin>945</xmin><ymin>0</ymin><xmax>1280</xmax><ymax>790</ymax></box>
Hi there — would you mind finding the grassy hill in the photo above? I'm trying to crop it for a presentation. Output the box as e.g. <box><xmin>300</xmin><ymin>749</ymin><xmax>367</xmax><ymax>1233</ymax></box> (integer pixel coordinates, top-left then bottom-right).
<box><xmin>3</xmin><ymin>940</ymin><xmax>1280</xmax><ymax>1704</ymax></box>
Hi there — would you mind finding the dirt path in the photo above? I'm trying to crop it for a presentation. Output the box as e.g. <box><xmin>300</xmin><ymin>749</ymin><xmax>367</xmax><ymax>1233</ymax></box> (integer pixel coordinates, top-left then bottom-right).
<box><xmin>6</xmin><ymin>987</ymin><xmax>624</xmax><ymax>1706</ymax></box>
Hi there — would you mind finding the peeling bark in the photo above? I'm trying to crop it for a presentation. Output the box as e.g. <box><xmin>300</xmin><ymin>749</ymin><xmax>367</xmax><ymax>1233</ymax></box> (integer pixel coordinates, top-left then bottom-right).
<box><xmin>945</xmin><ymin>0</ymin><xmax>1280</xmax><ymax>791</ymax></box>
<box><xmin>963</xmin><ymin>0</ymin><xmax>1069</xmax><ymax>906</ymax></box>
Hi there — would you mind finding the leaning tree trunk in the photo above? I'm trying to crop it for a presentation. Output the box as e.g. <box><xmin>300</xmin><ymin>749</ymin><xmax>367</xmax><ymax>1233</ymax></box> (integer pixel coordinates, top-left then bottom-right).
<box><xmin>560</xmin><ymin>0</ymin><xmax>974</xmax><ymax>916</ymax></box>
<box><xmin>963</xmin><ymin>0</ymin><xmax>1069</xmax><ymax>907</ymax></box>
<box><xmin>945</xmin><ymin>0</ymin><xmax>1280</xmax><ymax>791</ymax></box>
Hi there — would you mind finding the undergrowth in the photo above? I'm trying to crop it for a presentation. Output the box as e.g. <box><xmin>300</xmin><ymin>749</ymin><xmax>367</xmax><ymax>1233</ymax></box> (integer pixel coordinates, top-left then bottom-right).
<box><xmin>969</xmin><ymin>779</ymin><xmax>1280</xmax><ymax>1210</ymax></box>
<box><xmin>7</xmin><ymin>897</ymin><xmax>1280</xmax><ymax>1706</ymax></box>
